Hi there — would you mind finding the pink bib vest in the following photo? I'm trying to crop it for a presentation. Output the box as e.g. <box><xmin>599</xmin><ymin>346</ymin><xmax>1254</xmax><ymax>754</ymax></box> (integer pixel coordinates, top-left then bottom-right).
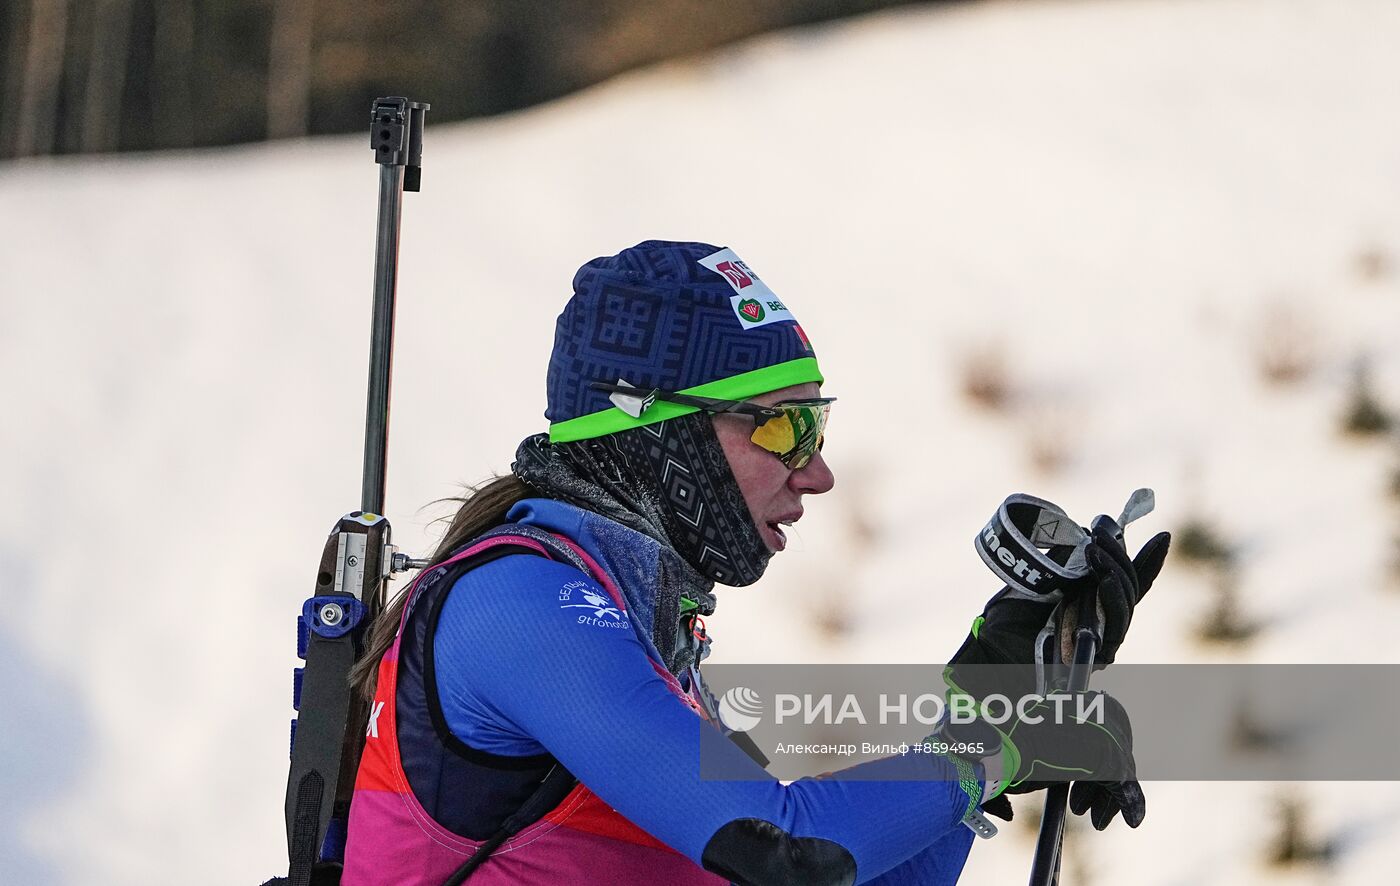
<box><xmin>341</xmin><ymin>532</ymin><xmax>728</xmax><ymax>886</ymax></box>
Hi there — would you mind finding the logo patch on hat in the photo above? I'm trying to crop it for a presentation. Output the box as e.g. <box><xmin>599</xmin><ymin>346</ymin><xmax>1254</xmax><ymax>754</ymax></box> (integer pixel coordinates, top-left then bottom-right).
<box><xmin>697</xmin><ymin>247</ymin><xmax>798</xmax><ymax>330</ymax></box>
<box><xmin>716</xmin><ymin>261</ymin><xmax>753</xmax><ymax>290</ymax></box>
<box><xmin>737</xmin><ymin>298</ymin><xmax>765</xmax><ymax>323</ymax></box>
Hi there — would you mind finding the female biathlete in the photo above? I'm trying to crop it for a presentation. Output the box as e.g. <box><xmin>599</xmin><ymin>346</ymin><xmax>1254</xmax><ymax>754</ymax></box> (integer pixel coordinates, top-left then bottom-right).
<box><xmin>340</xmin><ymin>240</ymin><xmax>1169</xmax><ymax>886</ymax></box>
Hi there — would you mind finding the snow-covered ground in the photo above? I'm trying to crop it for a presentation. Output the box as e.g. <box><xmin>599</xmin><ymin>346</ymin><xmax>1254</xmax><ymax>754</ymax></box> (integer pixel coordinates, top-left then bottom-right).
<box><xmin>3</xmin><ymin>0</ymin><xmax>1399</xmax><ymax>882</ymax></box>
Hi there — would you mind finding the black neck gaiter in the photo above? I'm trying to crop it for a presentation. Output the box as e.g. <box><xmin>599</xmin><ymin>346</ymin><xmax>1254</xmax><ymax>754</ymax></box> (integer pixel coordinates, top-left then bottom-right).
<box><xmin>512</xmin><ymin>414</ymin><xmax>772</xmax><ymax>587</ymax></box>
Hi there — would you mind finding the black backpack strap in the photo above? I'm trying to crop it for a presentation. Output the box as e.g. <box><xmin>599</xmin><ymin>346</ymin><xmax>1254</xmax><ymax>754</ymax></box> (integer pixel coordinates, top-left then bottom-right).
<box><xmin>440</xmin><ymin>765</ymin><xmax>580</xmax><ymax>886</ymax></box>
<box><xmin>421</xmin><ymin>543</ymin><xmax>559</xmax><ymax>771</ymax></box>
<box><xmin>400</xmin><ymin>532</ymin><xmax>585</xmax><ymax>884</ymax></box>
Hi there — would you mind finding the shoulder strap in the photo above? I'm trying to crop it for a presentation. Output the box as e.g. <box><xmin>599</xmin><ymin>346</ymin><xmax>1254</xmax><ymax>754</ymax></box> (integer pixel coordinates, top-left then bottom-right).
<box><xmin>440</xmin><ymin>764</ymin><xmax>580</xmax><ymax>886</ymax></box>
<box><xmin>411</xmin><ymin>530</ymin><xmax>587</xmax><ymax>884</ymax></box>
<box><xmin>420</xmin><ymin>540</ymin><xmax>560</xmax><ymax>769</ymax></box>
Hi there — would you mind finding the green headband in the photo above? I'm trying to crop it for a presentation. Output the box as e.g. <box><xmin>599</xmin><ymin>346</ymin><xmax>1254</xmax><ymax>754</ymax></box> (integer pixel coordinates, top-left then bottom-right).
<box><xmin>549</xmin><ymin>356</ymin><xmax>824</xmax><ymax>443</ymax></box>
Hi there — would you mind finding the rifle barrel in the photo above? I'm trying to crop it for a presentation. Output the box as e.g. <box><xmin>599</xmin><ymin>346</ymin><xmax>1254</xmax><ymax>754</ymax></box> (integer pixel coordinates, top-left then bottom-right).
<box><xmin>362</xmin><ymin>161</ymin><xmax>404</xmax><ymax>515</ymax></box>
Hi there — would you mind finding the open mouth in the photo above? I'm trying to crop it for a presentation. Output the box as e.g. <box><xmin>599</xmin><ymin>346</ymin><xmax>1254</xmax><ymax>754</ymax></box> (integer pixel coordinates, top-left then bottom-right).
<box><xmin>765</xmin><ymin>518</ymin><xmax>797</xmax><ymax>552</ymax></box>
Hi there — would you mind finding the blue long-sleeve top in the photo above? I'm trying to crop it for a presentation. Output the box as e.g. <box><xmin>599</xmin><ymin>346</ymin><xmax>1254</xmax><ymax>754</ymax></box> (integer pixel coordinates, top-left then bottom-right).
<box><xmin>433</xmin><ymin>499</ymin><xmax>975</xmax><ymax>884</ymax></box>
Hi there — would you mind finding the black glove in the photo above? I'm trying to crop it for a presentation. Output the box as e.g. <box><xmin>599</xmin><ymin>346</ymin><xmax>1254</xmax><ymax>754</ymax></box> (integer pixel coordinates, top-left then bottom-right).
<box><xmin>1071</xmin><ymin>776</ymin><xmax>1146</xmax><ymax>831</ymax></box>
<box><xmin>952</xmin><ymin>526</ymin><xmax>1171</xmax><ymax>676</ymax></box>
<box><xmin>1070</xmin><ymin>525</ymin><xmax>1171</xmax><ymax>665</ymax></box>
<box><xmin>998</xmin><ymin>691</ymin><xmax>1145</xmax><ymax>830</ymax></box>
<box><xmin>980</xmin><ymin>793</ymin><xmax>1014</xmax><ymax>821</ymax></box>
<box><xmin>976</xmin><ymin>776</ymin><xmax>1146</xmax><ymax>828</ymax></box>
<box><xmin>946</xmin><ymin>527</ymin><xmax>1165</xmax><ymax>831</ymax></box>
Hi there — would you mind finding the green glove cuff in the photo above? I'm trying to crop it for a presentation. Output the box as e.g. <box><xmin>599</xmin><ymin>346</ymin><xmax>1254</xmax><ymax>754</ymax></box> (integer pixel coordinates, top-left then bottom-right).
<box><xmin>947</xmin><ymin>753</ymin><xmax>983</xmax><ymax>814</ymax></box>
<box><xmin>987</xmin><ymin>727</ymin><xmax>1018</xmax><ymax>798</ymax></box>
<box><xmin>945</xmin><ymin>754</ymin><xmax>998</xmax><ymax>840</ymax></box>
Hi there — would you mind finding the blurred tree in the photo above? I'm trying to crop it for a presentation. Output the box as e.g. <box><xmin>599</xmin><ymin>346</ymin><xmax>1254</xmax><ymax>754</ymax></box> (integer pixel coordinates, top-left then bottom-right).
<box><xmin>57</xmin><ymin>0</ymin><xmax>92</xmax><ymax>151</ymax></box>
<box><xmin>0</xmin><ymin>0</ymin><xmax>940</xmax><ymax>160</ymax></box>
<box><xmin>1340</xmin><ymin>357</ymin><xmax>1393</xmax><ymax>438</ymax></box>
<box><xmin>151</xmin><ymin>0</ymin><xmax>195</xmax><ymax>147</ymax></box>
<box><xmin>81</xmin><ymin>0</ymin><xmax>133</xmax><ymax>153</ymax></box>
<box><xmin>267</xmin><ymin>0</ymin><xmax>314</xmax><ymax>138</ymax></box>
<box><xmin>12</xmin><ymin>0</ymin><xmax>69</xmax><ymax>157</ymax></box>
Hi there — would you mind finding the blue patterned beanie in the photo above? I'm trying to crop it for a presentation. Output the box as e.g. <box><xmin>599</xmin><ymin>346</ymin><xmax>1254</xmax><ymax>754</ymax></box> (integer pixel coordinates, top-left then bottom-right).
<box><xmin>546</xmin><ymin>240</ymin><xmax>823</xmax><ymax>441</ymax></box>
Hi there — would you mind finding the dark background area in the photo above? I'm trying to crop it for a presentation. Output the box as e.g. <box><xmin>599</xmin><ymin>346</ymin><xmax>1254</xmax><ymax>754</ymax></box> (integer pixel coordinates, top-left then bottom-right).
<box><xmin>1</xmin><ymin>0</ymin><xmax>943</xmax><ymax>160</ymax></box>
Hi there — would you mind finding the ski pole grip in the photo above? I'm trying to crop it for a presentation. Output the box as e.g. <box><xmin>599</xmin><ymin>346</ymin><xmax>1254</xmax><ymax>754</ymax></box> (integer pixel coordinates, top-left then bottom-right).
<box><xmin>1072</xmin><ymin>514</ymin><xmax>1121</xmax><ymax>649</ymax></box>
<box><xmin>1089</xmin><ymin>513</ymin><xmax>1124</xmax><ymax>546</ymax></box>
<box><xmin>974</xmin><ymin>494</ymin><xmax>1091</xmax><ymax>598</ymax></box>
<box><xmin>1026</xmin><ymin>500</ymin><xmax>1149</xmax><ymax>886</ymax></box>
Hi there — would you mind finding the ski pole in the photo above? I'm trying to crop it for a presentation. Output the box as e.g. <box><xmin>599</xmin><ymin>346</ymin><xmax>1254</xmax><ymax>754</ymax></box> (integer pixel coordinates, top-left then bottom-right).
<box><xmin>1027</xmin><ymin>514</ymin><xmax>1118</xmax><ymax>886</ymax></box>
<box><xmin>278</xmin><ymin>97</ymin><xmax>429</xmax><ymax>886</ymax></box>
<box><xmin>972</xmin><ymin>490</ymin><xmax>1153</xmax><ymax>885</ymax></box>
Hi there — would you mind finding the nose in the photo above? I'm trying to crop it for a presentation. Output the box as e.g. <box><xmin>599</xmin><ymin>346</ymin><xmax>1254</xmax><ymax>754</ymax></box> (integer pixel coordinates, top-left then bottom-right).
<box><xmin>790</xmin><ymin>449</ymin><xmax>835</xmax><ymax>495</ymax></box>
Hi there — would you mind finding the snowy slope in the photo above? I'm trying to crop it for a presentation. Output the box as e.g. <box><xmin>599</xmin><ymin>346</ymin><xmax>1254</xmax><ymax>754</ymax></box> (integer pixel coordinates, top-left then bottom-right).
<box><xmin>3</xmin><ymin>0</ymin><xmax>1399</xmax><ymax>883</ymax></box>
